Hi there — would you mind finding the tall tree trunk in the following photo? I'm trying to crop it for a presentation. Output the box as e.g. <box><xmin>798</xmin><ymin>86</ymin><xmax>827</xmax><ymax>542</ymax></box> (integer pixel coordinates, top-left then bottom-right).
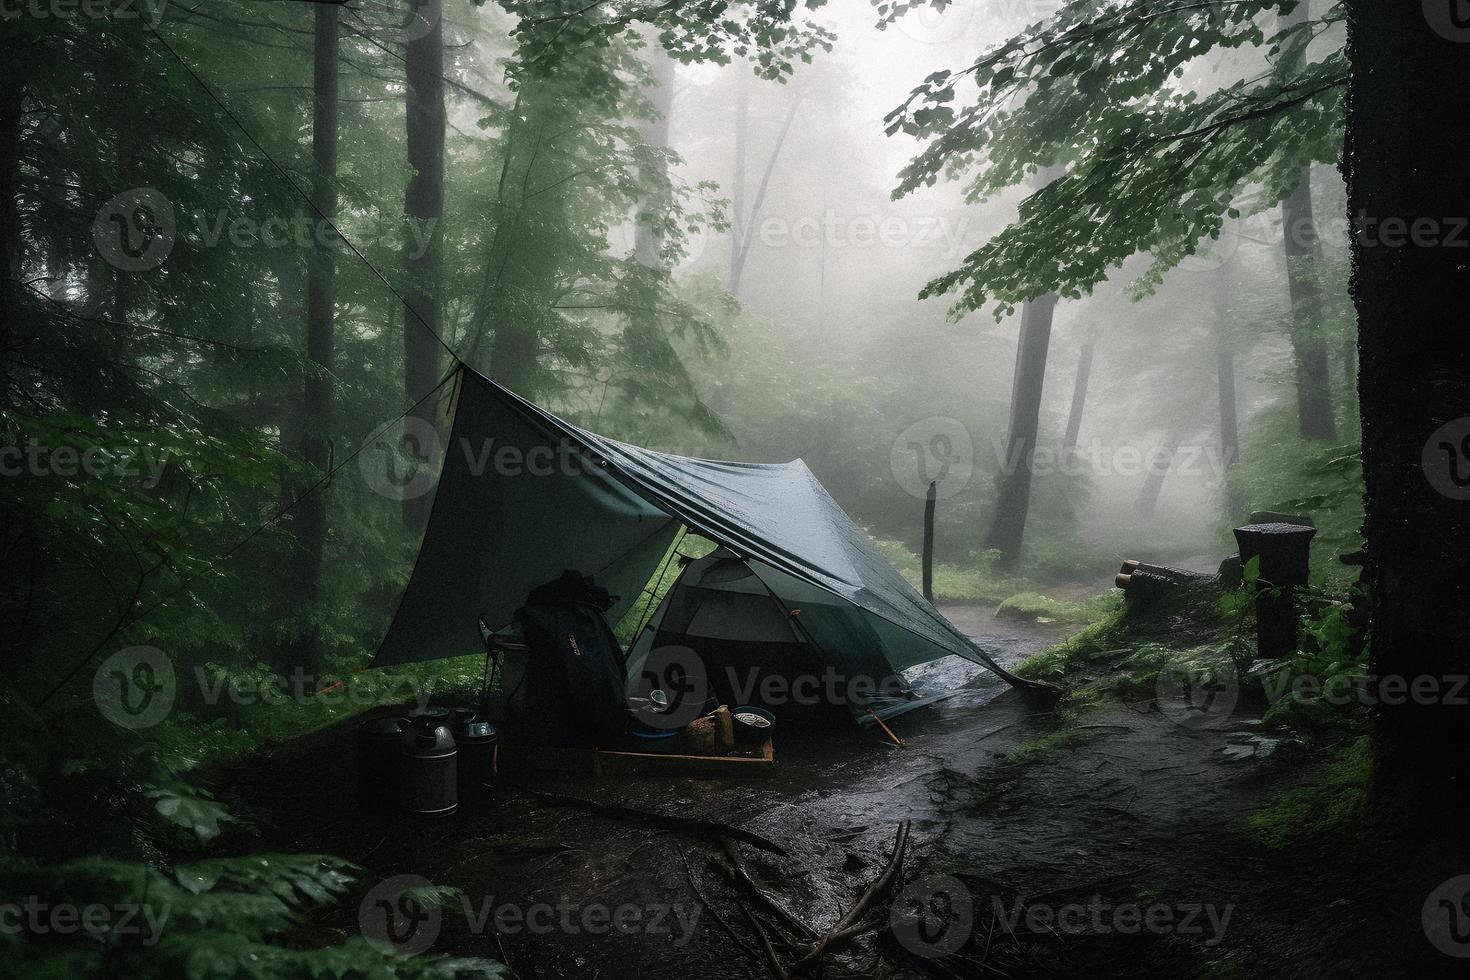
<box><xmin>291</xmin><ymin>0</ymin><xmax>338</xmax><ymax>629</ymax></box>
<box><xmin>0</xmin><ymin>70</ymin><xmax>24</xmax><ymax>398</ymax></box>
<box><xmin>1344</xmin><ymin>2</ymin><xmax>1470</xmax><ymax>800</ymax></box>
<box><xmin>1061</xmin><ymin>330</ymin><xmax>1094</xmax><ymax>459</ymax></box>
<box><xmin>985</xmin><ymin>167</ymin><xmax>1064</xmax><ymax>568</ymax></box>
<box><xmin>1281</xmin><ymin>170</ymin><xmax>1337</xmax><ymax>441</ymax></box>
<box><xmin>1278</xmin><ymin>1</ymin><xmax>1336</xmax><ymax>442</ymax></box>
<box><xmin>985</xmin><ymin>290</ymin><xmax>1059</xmax><ymax>568</ymax></box>
<box><xmin>402</xmin><ymin>0</ymin><xmax>445</xmax><ymax>531</ymax></box>
<box><xmin>1214</xmin><ymin>267</ymin><xmax>1243</xmax><ymax>518</ymax></box>
<box><xmin>728</xmin><ymin>79</ymin><xmax>802</xmax><ymax>297</ymax></box>
<box><xmin>729</xmin><ymin>71</ymin><xmax>747</xmax><ymax>293</ymax></box>
<box><xmin>1135</xmin><ymin>432</ymin><xmax>1181</xmax><ymax>518</ymax></box>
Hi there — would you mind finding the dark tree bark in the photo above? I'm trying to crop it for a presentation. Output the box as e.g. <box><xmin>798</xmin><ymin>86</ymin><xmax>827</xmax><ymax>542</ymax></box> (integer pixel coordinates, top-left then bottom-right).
<box><xmin>402</xmin><ymin>0</ymin><xmax>446</xmax><ymax>531</ymax></box>
<box><xmin>986</xmin><ymin>166</ymin><xmax>1066</xmax><ymax>568</ymax></box>
<box><xmin>1344</xmin><ymin>2</ymin><xmax>1470</xmax><ymax>799</ymax></box>
<box><xmin>290</xmin><ymin>0</ymin><xmax>339</xmax><ymax>616</ymax></box>
<box><xmin>1061</xmin><ymin>331</ymin><xmax>1094</xmax><ymax>458</ymax></box>
<box><xmin>1281</xmin><ymin>171</ymin><xmax>1337</xmax><ymax>441</ymax></box>
<box><xmin>1278</xmin><ymin>2</ymin><xmax>1336</xmax><ymax>442</ymax></box>
<box><xmin>985</xmin><ymin>290</ymin><xmax>1059</xmax><ymax>568</ymax></box>
<box><xmin>0</xmin><ymin>69</ymin><xmax>23</xmax><ymax>394</ymax></box>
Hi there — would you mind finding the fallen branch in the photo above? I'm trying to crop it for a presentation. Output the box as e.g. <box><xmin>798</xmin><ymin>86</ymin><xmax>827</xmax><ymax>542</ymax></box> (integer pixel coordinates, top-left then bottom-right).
<box><xmin>743</xmin><ymin>903</ymin><xmax>791</xmax><ymax>980</ymax></box>
<box><xmin>680</xmin><ymin>848</ymin><xmax>761</xmax><ymax>967</ymax></box>
<box><xmin>519</xmin><ymin>788</ymin><xmax>787</xmax><ymax>856</ymax></box>
<box><xmin>792</xmin><ymin>819</ymin><xmax>911</xmax><ymax>972</ymax></box>
<box><xmin>715</xmin><ymin>837</ymin><xmax>817</xmax><ymax>940</ymax></box>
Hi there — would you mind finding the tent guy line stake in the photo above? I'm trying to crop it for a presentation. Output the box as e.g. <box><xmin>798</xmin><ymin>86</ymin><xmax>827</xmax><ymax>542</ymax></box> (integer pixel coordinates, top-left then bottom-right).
<box><xmin>865</xmin><ymin>708</ymin><xmax>904</xmax><ymax>747</ymax></box>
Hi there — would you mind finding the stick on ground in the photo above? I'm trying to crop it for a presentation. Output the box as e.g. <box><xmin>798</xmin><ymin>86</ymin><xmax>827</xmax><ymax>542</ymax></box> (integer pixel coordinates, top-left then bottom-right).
<box><xmin>519</xmin><ymin>787</ymin><xmax>788</xmax><ymax>856</ymax></box>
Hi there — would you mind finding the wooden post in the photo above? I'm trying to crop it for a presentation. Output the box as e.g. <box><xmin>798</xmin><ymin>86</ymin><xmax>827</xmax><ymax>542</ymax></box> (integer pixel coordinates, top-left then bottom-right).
<box><xmin>1233</xmin><ymin>522</ymin><xmax>1317</xmax><ymax>660</ymax></box>
<box><xmin>922</xmin><ymin>481</ymin><xmax>936</xmax><ymax>602</ymax></box>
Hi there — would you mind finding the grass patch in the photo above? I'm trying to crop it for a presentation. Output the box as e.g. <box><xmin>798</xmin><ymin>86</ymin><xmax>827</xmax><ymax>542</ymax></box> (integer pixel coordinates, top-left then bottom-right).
<box><xmin>995</xmin><ymin>590</ymin><xmax>1118</xmax><ymax>625</ymax></box>
<box><xmin>1013</xmin><ymin>595</ymin><xmax>1126</xmax><ymax>680</ymax></box>
<box><xmin>1007</xmin><ymin>728</ymin><xmax>1089</xmax><ymax>764</ymax></box>
<box><xmin>1244</xmin><ymin>736</ymin><xmax>1371</xmax><ymax>848</ymax></box>
<box><xmin>870</xmin><ymin>539</ymin><xmax>1033</xmax><ymax>604</ymax></box>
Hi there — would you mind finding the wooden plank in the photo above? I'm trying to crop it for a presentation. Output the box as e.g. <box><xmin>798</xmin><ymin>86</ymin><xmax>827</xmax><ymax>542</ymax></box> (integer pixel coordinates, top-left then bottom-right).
<box><xmin>498</xmin><ymin>741</ymin><xmax>775</xmax><ymax>779</ymax></box>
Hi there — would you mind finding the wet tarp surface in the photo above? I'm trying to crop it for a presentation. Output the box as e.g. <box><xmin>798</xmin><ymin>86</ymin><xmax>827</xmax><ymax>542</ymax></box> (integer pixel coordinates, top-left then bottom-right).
<box><xmin>374</xmin><ymin>367</ymin><xmax>1038</xmax><ymax>691</ymax></box>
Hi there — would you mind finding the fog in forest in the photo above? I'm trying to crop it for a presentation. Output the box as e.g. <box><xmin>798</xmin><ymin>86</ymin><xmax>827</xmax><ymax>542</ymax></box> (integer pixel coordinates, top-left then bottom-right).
<box><xmin>552</xmin><ymin>2</ymin><xmax>1354</xmax><ymax>580</ymax></box>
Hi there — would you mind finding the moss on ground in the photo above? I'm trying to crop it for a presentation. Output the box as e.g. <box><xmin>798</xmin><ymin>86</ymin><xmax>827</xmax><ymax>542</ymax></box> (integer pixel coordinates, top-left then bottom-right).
<box><xmin>1243</xmin><ymin>736</ymin><xmax>1372</xmax><ymax>848</ymax></box>
<box><xmin>1006</xmin><ymin>728</ymin><xmax>1091</xmax><ymax>764</ymax></box>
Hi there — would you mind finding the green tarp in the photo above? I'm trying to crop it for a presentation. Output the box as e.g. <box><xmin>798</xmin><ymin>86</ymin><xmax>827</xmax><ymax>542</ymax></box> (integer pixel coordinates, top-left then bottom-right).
<box><xmin>374</xmin><ymin>366</ymin><xmax>1042</xmax><ymax>699</ymax></box>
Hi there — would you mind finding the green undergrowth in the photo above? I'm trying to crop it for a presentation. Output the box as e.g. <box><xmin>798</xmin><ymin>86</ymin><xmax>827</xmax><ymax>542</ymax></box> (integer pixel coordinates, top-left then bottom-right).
<box><xmin>872</xmin><ymin>538</ymin><xmax>1030</xmax><ymax>603</ymax></box>
<box><xmin>1227</xmin><ymin>404</ymin><xmax>1365</xmax><ymax>592</ymax></box>
<box><xmin>872</xmin><ymin>538</ymin><xmax>1117</xmax><ymax>624</ymax></box>
<box><xmin>1006</xmin><ymin>728</ymin><xmax>1092</xmax><ymax>765</ymax></box>
<box><xmin>1013</xmin><ymin>596</ymin><xmax>1128</xmax><ymax>681</ymax></box>
<box><xmin>1243</xmin><ymin>736</ymin><xmax>1372</xmax><ymax>848</ymax></box>
<box><xmin>995</xmin><ymin>590</ymin><xmax>1118</xmax><ymax>625</ymax></box>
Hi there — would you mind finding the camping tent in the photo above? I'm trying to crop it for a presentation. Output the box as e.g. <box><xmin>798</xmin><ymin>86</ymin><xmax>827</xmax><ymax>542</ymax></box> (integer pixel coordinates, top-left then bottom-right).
<box><xmin>625</xmin><ymin>546</ymin><xmax>957</xmax><ymax>723</ymax></box>
<box><xmin>373</xmin><ymin>365</ymin><xmax>1045</xmax><ymax>722</ymax></box>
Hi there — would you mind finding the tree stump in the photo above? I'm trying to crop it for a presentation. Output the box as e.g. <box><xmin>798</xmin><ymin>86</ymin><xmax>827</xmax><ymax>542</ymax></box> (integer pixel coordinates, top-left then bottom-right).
<box><xmin>1232</xmin><ymin>522</ymin><xmax>1317</xmax><ymax>660</ymax></box>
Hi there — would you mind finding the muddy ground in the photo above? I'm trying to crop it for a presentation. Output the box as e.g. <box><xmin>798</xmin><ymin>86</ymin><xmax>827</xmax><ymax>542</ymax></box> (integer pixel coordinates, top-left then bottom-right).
<box><xmin>224</xmin><ymin>603</ymin><xmax>1467</xmax><ymax>979</ymax></box>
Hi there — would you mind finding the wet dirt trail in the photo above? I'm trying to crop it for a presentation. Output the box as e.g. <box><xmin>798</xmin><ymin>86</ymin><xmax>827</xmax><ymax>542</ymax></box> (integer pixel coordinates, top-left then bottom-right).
<box><xmin>227</xmin><ymin>604</ymin><xmax>1464</xmax><ymax>979</ymax></box>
